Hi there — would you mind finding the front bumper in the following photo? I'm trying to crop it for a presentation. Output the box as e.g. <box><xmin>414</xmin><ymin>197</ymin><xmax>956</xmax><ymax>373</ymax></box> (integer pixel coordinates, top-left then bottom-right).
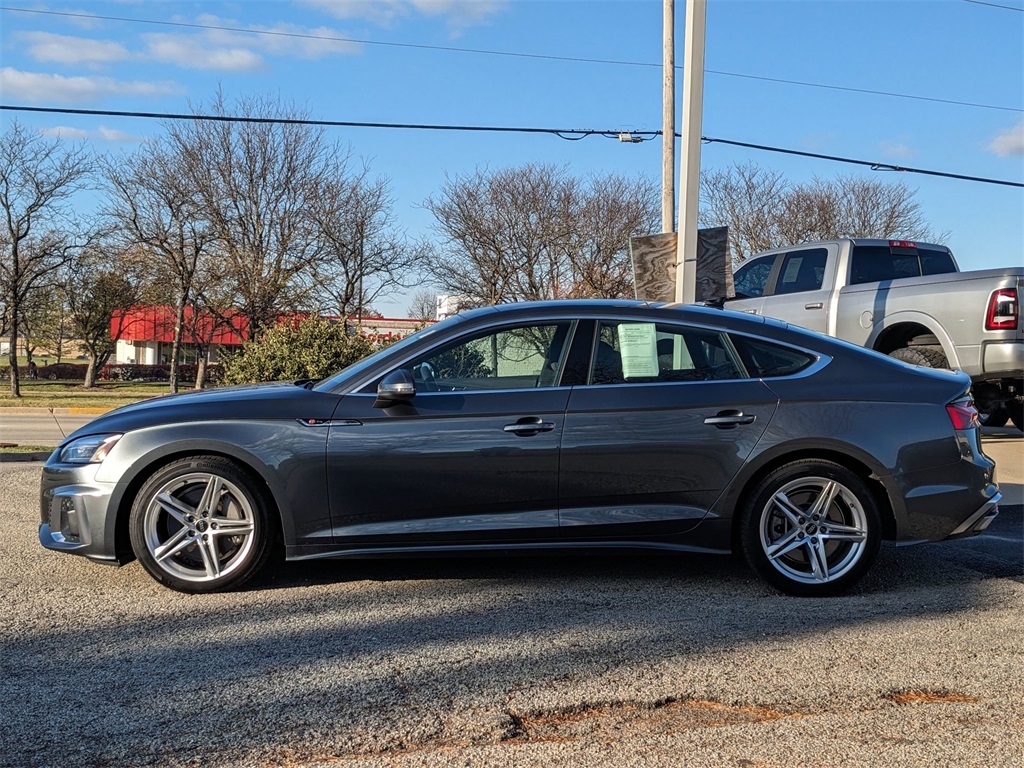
<box><xmin>39</xmin><ymin>462</ymin><xmax>125</xmax><ymax>565</ymax></box>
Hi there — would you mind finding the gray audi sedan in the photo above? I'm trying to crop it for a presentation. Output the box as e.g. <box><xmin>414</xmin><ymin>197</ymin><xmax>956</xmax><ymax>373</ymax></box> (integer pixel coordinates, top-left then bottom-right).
<box><xmin>39</xmin><ymin>300</ymin><xmax>1000</xmax><ymax>596</ymax></box>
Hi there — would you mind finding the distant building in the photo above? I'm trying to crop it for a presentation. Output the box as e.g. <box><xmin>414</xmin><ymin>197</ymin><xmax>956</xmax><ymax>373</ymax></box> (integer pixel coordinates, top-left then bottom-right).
<box><xmin>435</xmin><ymin>294</ymin><xmax>474</xmax><ymax>321</ymax></box>
<box><xmin>111</xmin><ymin>306</ymin><xmax>432</xmax><ymax>365</ymax></box>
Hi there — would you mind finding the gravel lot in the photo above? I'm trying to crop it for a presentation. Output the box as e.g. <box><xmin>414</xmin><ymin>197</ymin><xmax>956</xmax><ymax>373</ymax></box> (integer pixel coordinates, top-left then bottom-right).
<box><xmin>3</xmin><ymin>462</ymin><xmax>1022</xmax><ymax>768</ymax></box>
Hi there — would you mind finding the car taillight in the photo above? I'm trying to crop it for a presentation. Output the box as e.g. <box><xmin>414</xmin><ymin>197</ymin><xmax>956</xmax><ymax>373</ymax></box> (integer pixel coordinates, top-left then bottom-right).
<box><xmin>946</xmin><ymin>398</ymin><xmax>980</xmax><ymax>430</ymax></box>
<box><xmin>985</xmin><ymin>288</ymin><xmax>1018</xmax><ymax>330</ymax></box>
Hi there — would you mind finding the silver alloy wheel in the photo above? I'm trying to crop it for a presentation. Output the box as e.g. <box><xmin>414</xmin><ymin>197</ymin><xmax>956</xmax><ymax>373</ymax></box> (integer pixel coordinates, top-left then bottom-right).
<box><xmin>758</xmin><ymin>475</ymin><xmax>868</xmax><ymax>585</ymax></box>
<box><xmin>141</xmin><ymin>471</ymin><xmax>257</xmax><ymax>584</ymax></box>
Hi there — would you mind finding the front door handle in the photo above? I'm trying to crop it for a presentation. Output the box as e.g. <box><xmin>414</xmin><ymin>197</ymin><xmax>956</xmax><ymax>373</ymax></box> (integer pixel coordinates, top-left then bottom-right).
<box><xmin>704</xmin><ymin>410</ymin><xmax>756</xmax><ymax>429</ymax></box>
<box><xmin>805</xmin><ymin>302</ymin><xmax>824</xmax><ymax>310</ymax></box>
<box><xmin>503</xmin><ymin>417</ymin><xmax>556</xmax><ymax>436</ymax></box>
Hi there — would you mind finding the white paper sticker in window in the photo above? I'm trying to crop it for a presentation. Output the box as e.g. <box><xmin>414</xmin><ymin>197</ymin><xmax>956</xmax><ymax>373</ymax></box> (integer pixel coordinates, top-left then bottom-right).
<box><xmin>782</xmin><ymin>256</ymin><xmax>803</xmax><ymax>285</ymax></box>
<box><xmin>616</xmin><ymin>323</ymin><xmax>658</xmax><ymax>378</ymax></box>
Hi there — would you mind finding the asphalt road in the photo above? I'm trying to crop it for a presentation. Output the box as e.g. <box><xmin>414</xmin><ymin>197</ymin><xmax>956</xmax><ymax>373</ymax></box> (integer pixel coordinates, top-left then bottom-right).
<box><xmin>3</xmin><ymin>461</ymin><xmax>1021</xmax><ymax>768</ymax></box>
<box><xmin>0</xmin><ymin>410</ymin><xmax>98</xmax><ymax>445</ymax></box>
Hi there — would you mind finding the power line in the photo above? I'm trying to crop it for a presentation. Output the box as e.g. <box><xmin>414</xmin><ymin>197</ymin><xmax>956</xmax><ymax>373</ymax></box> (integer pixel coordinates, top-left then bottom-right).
<box><xmin>4</xmin><ymin>103</ymin><xmax>1022</xmax><ymax>188</ymax></box>
<box><xmin>961</xmin><ymin>0</ymin><xmax>1024</xmax><ymax>11</ymax></box>
<box><xmin>1</xmin><ymin>5</ymin><xmax>1020</xmax><ymax>114</ymax></box>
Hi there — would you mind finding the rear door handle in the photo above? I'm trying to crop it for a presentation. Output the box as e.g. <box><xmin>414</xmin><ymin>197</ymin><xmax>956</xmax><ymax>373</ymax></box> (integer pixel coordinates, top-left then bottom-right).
<box><xmin>804</xmin><ymin>302</ymin><xmax>824</xmax><ymax>310</ymax></box>
<box><xmin>704</xmin><ymin>410</ymin><xmax>756</xmax><ymax>429</ymax></box>
<box><xmin>503</xmin><ymin>417</ymin><xmax>556</xmax><ymax>436</ymax></box>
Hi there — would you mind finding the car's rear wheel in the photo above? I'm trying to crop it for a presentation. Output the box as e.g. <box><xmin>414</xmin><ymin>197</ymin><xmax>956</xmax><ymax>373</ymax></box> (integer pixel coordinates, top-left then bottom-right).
<box><xmin>129</xmin><ymin>456</ymin><xmax>276</xmax><ymax>593</ymax></box>
<box><xmin>739</xmin><ymin>460</ymin><xmax>881</xmax><ymax>597</ymax></box>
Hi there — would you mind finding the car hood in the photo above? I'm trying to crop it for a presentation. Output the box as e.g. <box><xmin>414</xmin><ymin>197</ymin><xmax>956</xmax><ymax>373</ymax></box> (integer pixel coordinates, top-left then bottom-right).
<box><xmin>62</xmin><ymin>381</ymin><xmax>342</xmax><ymax>443</ymax></box>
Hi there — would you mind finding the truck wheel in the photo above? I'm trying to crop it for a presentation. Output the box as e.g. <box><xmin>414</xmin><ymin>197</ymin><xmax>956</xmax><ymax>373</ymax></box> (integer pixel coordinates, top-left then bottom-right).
<box><xmin>887</xmin><ymin>346</ymin><xmax>948</xmax><ymax>369</ymax></box>
<box><xmin>1008</xmin><ymin>400</ymin><xmax>1023</xmax><ymax>432</ymax></box>
<box><xmin>979</xmin><ymin>407</ymin><xmax>1009</xmax><ymax>428</ymax></box>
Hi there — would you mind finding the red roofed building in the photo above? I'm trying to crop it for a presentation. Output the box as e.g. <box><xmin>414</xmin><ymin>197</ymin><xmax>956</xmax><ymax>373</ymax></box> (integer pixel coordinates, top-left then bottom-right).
<box><xmin>112</xmin><ymin>306</ymin><xmax>430</xmax><ymax>365</ymax></box>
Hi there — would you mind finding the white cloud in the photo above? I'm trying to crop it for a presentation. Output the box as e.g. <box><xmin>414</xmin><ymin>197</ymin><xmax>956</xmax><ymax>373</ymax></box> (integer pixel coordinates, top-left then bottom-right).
<box><xmin>0</xmin><ymin>68</ymin><xmax>179</xmax><ymax>104</ymax></box>
<box><xmin>19</xmin><ymin>32</ymin><xmax>131</xmax><ymax>68</ymax></box>
<box><xmin>39</xmin><ymin>125</ymin><xmax>90</xmax><ymax>139</ymax></box>
<box><xmin>988</xmin><ymin>121</ymin><xmax>1024</xmax><ymax>157</ymax></box>
<box><xmin>37</xmin><ymin>125</ymin><xmax>142</xmax><ymax>143</ymax></box>
<box><xmin>300</xmin><ymin>0</ymin><xmax>506</xmax><ymax>28</ymax></box>
<box><xmin>879</xmin><ymin>140</ymin><xmax>915</xmax><ymax>160</ymax></box>
<box><xmin>143</xmin><ymin>34</ymin><xmax>266</xmax><ymax>71</ymax></box>
<box><xmin>98</xmin><ymin>126</ymin><xmax>143</xmax><ymax>142</ymax></box>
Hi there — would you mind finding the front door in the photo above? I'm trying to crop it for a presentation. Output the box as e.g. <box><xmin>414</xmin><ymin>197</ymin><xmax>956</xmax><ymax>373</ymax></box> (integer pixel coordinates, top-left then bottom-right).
<box><xmin>325</xmin><ymin>320</ymin><xmax>575</xmax><ymax>546</ymax></box>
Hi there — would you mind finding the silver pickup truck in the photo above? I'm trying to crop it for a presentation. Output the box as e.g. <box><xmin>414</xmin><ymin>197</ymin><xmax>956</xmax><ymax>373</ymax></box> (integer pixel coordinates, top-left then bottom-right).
<box><xmin>728</xmin><ymin>238</ymin><xmax>1023</xmax><ymax>429</ymax></box>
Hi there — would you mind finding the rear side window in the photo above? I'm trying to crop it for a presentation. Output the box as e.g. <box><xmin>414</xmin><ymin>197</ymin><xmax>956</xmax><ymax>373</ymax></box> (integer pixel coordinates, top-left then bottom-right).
<box><xmin>775</xmin><ymin>248</ymin><xmax>827</xmax><ymax>295</ymax></box>
<box><xmin>590</xmin><ymin>320</ymin><xmax>743</xmax><ymax>385</ymax></box>
<box><xmin>850</xmin><ymin>245</ymin><xmax>956</xmax><ymax>285</ymax></box>
<box><xmin>731</xmin><ymin>336</ymin><xmax>816</xmax><ymax>378</ymax></box>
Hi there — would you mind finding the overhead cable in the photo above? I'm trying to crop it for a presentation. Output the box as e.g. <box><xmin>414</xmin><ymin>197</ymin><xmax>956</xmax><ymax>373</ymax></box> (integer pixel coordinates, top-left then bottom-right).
<box><xmin>3</xmin><ymin>103</ymin><xmax>1021</xmax><ymax>188</ymax></box>
<box><xmin>0</xmin><ymin>5</ymin><xmax>1020</xmax><ymax>113</ymax></box>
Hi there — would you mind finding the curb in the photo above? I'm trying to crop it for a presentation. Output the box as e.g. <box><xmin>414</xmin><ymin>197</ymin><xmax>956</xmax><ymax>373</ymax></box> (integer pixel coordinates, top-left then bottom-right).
<box><xmin>0</xmin><ymin>452</ymin><xmax>52</xmax><ymax>463</ymax></box>
<box><xmin>0</xmin><ymin>406</ymin><xmax>113</xmax><ymax>415</ymax></box>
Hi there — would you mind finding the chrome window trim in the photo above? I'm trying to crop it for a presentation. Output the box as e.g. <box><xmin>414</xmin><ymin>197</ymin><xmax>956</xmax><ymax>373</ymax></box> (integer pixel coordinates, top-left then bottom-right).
<box><xmin>347</xmin><ymin>309</ymin><xmax>833</xmax><ymax>396</ymax></box>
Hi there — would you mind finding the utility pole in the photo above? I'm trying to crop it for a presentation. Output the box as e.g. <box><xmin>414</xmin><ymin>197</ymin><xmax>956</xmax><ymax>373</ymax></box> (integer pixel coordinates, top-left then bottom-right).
<box><xmin>662</xmin><ymin>0</ymin><xmax>675</xmax><ymax>233</ymax></box>
<box><xmin>674</xmin><ymin>0</ymin><xmax>706</xmax><ymax>304</ymax></box>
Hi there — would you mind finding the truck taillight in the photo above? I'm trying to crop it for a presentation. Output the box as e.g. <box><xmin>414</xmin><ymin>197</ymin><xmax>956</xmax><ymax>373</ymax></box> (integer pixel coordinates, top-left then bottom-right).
<box><xmin>985</xmin><ymin>288</ymin><xmax>1018</xmax><ymax>330</ymax></box>
<box><xmin>946</xmin><ymin>397</ymin><xmax>980</xmax><ymax>430</ymax></box>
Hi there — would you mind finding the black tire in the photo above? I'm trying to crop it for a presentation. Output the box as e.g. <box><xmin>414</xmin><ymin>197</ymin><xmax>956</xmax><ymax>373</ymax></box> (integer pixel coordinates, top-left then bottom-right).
<box><xmin>739</xmin><ymin>460</ymin><xmax>882</xmax><ymax>597</ymax></box>
<box><xmin>128</xmin><ymin>455</ymin><xmax>277</xmax><ymax>593</ymax></box>
<box><xmin>979</xmin><ymin>407</ymin><xmax>1009</xmax><ymax>428</ymax></box>
<box><xmin>887</xmin><ymin>346</ymin><xmax>948</xmax><ymax>369</ymax></box>
<box><xmin>1008</xmin><ymin>399</ymin><xmax>1024</xmax><ymax>432</ymax></box>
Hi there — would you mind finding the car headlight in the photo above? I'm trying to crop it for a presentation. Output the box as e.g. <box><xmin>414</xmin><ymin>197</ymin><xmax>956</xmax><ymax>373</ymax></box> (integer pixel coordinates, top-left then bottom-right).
<box><xmin>58</xmin><ymin>434</ymin><xmax>122</xmax><ymax>464</ymax></box>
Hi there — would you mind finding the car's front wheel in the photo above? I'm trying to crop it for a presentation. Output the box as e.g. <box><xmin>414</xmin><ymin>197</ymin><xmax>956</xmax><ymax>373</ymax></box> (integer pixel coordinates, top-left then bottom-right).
<box><xmin>739</xmin><ymin>460</ymin><xmax>882</xmax><ymax>597</ymax></box>
<box><xmin>129</xmin><ymin>456</ymin><xmax>276</xmax><ymax>593</ymax></box>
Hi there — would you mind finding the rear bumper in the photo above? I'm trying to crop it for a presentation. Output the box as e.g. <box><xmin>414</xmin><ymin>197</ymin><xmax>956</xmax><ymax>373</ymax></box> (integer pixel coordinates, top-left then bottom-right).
<box><xmin>890</xmin><ymin>426</ymin><xmax>1000</xmax><ymax>544</ymax></box>
<box><xmin>944</xmin><ymin>493</ymin><xmax>1001</xmax><ymax>539</ymax></box>
<box><xmin>980</xmin><ymin>340</ymin><xmax>1023</xmax><ymax>379</ymax></box>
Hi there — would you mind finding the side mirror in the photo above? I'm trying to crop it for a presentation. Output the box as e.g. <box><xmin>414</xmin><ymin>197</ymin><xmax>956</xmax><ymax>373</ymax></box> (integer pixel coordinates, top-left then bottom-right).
<box><xmin>374</xmin><ymin>368</ymin><xmax>416</xmax><ymax>407</ymax></box>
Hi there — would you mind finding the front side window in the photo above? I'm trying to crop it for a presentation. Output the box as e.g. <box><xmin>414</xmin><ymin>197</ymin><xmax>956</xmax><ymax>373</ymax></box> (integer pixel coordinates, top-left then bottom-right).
<box><xmin>733</xmin><ymin>255</ymin><xmax>777</xmax><ymax>298</ymax></box>
<box><xmin>403</xmin><ymin>322</ymin><xmax>573</xmax><ymax>391</ymax></box>
<box><xmin>590</xmin><ymin>320</ymin><xmax>743</xmax><ymax>385</ymax></box>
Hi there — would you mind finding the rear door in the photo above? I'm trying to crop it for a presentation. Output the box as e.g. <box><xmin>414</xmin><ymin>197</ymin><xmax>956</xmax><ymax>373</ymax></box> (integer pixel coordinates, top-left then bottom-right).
<box><xmin>756</xmin><ymin>246</ymin><xmax>834</xmax><ymax>335</ymax></box>
<box><xmin>559</xmin><ymin>318</ymin><xmax>778</xmax><ymax>540</ymax></box>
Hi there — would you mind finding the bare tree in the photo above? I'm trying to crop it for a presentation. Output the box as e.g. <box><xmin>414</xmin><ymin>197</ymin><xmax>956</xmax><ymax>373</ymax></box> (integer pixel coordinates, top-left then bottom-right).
<box><xmin>103</xmin><ymin>139</ymin><xmax>217</xmax><ymax>393</ymax></box>
<box><xmin>66</xmin><ymin>247</ymin><xmax>145</xmax><ymax>387</ymax></box>
<box><xmin>406</xmin><ymin>288</ymin><xmax>437</xmax><ymax>321</ymax></box>
<box><xmin>166</xmin><ymin>91</ymin><xmax>349</xmax><ymax>335</ymax></box>
<box><xmin>700</xmin><ymin>162</ymin><xmax>945</xmax><ymax>266</ymax></box>
<box><xmin>565</xmin><ymin>174</ymin><xmax>660</xmax><ymax>298</ymax></box>
<box><xmin>0</xmin><ymin>121</ymin><xmax>95</xmax><ymax>396</ymax></box>
<box><xmin>308</xmin><ymin>169</ymin><xmax>421</xmax><ymax>320</ymax></box>
<box><xmin>424</xmin><ymin>164</ymin><xmax>658</xmax><ymax>304</ymax></box>
<box><xmin>699</xmin><ymin>162</ymin><xmax>789</xmax><ymax>266</ymax></box>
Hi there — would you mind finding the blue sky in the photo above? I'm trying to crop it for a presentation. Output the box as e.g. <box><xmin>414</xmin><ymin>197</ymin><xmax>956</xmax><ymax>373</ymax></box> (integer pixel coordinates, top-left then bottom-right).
<box><xmin>2</xmin><ymin>0</ymin><xmax>1022</xmax><ymax>316</ymax></box>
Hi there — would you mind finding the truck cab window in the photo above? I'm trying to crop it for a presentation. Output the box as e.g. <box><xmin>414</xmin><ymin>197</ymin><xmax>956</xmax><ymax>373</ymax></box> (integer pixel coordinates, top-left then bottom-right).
<box><xmin>733</xmin><ymin>255</ymin><xmax>777</xmax><ymax>298</ymax></box>
<box><xmin>775</xmin><ymin>249</ymin><xmax>827</xmax><ymax>295</ymax></box>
